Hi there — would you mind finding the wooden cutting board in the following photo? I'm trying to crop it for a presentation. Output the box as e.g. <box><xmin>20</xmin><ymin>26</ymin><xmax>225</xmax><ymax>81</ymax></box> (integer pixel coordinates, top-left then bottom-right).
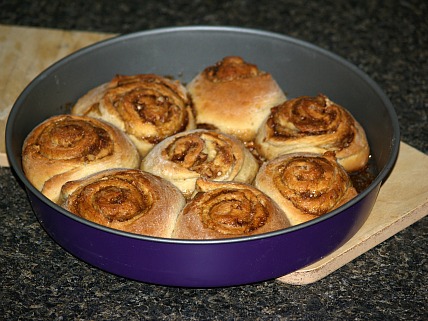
<box><xmin>0</xmin><ymin>24</ymin><xmax>116</xmax><ymax>163</ymax></box>
<box><xmin>1</xmin><ymin>25</ymin><xmax>427</xmax><ymax>285</ymax></box>
<box><xmin>279</xmin><ymin>141</ymin><xmax>428</xmax><ymax>284</ymax></box>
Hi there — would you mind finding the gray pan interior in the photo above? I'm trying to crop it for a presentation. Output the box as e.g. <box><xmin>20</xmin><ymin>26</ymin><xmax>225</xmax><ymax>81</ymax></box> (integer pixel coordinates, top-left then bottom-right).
<box><xmin>8</xmin><ymin>26</ymin><xmax>398</xmax><ymax>178</ymax></box>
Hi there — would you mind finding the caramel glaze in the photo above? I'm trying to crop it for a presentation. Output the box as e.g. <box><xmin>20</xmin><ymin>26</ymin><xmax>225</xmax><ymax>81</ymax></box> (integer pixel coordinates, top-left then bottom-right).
<box><xmin>349</xmin><ymin>159</ymin><xmax>377</xmax><ymax>193</ymax></box>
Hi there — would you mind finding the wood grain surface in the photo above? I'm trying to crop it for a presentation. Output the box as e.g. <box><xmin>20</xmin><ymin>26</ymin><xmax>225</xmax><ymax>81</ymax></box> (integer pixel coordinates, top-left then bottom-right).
<box><xmin>0</xmin><ymin>25</ymin><xmax>426</xmax><ymax>285</ymax></box>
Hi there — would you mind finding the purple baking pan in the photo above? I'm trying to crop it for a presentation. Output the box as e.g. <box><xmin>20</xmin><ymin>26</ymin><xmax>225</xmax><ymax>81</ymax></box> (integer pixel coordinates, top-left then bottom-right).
<box><xmin>6</xmin><ymin>26</ymin><xmax>399</xmax><ymax>287</ymax></box>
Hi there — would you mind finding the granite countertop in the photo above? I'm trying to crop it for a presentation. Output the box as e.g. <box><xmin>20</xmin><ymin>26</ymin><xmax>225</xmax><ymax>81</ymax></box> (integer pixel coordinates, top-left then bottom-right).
<box><xmin>1</xmin><ymin>1</ymin><xmax>427</xmax><ymax>320</ymax></box>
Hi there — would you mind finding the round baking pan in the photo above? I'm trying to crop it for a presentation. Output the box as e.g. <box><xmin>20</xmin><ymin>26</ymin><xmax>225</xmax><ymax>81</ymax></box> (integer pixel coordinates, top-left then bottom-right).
<box><xmin>6</xmin><ymin>26</ymin><xmax>400</xmax><ymax>287</ymax></box>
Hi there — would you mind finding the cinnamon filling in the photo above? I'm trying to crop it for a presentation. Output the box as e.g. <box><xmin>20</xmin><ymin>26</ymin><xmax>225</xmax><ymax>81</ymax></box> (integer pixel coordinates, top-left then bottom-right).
<box><xmin>37</xmin><ymin>117</ymin><xmax>113</xmax><ymax>161</ymax></box>
<box><xmin>197</xmin><ymin>189</ymin><xmax>268</xmax><ymax>235</ymax></box>
<box><xmin>104</xmin><ymin>74</ymin><xmax>190</xmax><ymax>144</ymax></box>
<box><xmin>267</xmin><ymin>94</ymin><xmax>356</xmax><ymax>150</ymax></box>
<box><xmin>204</xmin><ymin>56</ymin><xmax>265</xmax><ymax>83</ymax></box>
<box><xmin>164</xmin><ymin>132</ymin><xmax>235</xmax><ymax>179</ymax></box>
<box><xmin>274</xmin><ymin>155</ymin><xmax>350</xmax><ymax>216</ymax></box>
<box><xmin>69</xmin><ymin>175</ymin><xmax>153</xmax><ymax>224</ymax></box>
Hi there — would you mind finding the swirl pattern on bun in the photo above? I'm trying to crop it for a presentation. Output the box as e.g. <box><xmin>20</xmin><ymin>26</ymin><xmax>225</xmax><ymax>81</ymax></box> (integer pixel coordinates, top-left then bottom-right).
<box><xmin>59</xmin><ymin>169</ymin><xmax>186</xmax><ymax>237</ymax></box>
<box><xmin>255</xmin><ymin>94</ymin><xmax>370</xmax><ymax>172</ymax></box>
<box><xmin>22</xmin><ymin>115</ymin><xmax>140</xmax><ymax>202</ymax></box>
<box><xmin>141</xmin><ymin>129</ymin><xmax>259</xmax><ymax>198</ymax></box>
<box><xmin>72</xmin><ymin>74</ymin><xmax>195</xmax><ymax>156</ymax></box>
<box><xmin>172</xmin><ymin>179</ymin><xmax>290</xmax><ymax>239</ymax></box>
<box><xmin>254</xmin><ymin>152</ymin><xmax>358</xmax><ymax>225</ymax></box>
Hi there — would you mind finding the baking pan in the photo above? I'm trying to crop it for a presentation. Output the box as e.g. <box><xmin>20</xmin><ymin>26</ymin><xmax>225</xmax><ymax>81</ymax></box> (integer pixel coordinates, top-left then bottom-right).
<box><xmin>6</xmin><ymin>26</ymin><xmax>400</xmax><ymax>287</ymax></box>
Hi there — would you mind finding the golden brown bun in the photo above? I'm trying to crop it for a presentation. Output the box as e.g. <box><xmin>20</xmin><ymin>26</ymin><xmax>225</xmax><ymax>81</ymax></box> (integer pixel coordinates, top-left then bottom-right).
<box><xmin>71</xmin><ymin>74</ymin><xmax>195</xmax><ymax>157</ymax></box>
<box><xmin>172</xmin><ymin>178</ymin><xmax>290</xmax><ymax>239</ymax></box>
<box><xmin>141</xmin><ymin>129</ymin><xmax>259</xmax><ymax>198</ymax></box>
<box><xmin>187</xmin><ymin>56</ymin><xmax>286</xmax><ymax>142</ymax></box>
<box><xmin>255</xmin><ymin>94</ymin><xmax>370</xmax><ymax>172</ymax></box>
<box><xmin>22</xmin><ymin>115</ymin><xmax>140</xmax><ymax>203</ymax></box>
<box><xmin>59</xmin><ymin>169</ymin><xmax>186</xmax><ymax>238</ymax></box>
<box><xmin>254</xmin><ymin>152</ymin><xmax>358</xmax><ymax>226</ymax></box>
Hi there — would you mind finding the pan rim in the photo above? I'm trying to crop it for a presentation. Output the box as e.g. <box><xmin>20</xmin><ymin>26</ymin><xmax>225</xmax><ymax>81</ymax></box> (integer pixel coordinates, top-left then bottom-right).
<box><xmin>5</xmin><ymin>25</ymin><xmax>400</xmax><ymax>245</ymax></box>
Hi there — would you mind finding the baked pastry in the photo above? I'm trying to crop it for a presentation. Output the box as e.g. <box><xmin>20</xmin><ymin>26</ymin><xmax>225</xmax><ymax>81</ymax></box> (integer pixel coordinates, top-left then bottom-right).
<box><xmin>255</xmin><ymin>94</ymin><xmax>370</xmax><ymax>172</ymax></box>
<box><xmin>71</xmin><ymin>74</ymin><xmax>195</xmax><ymax>157</ymax></box>
<box><xmin>172</xmin><ymin>179</ymin><xmax>290</xmax><ymax>239</ymax></box>
<box><xmin>141</xmin><ymin>129</ymin><xmax>259</xmax><ymax>198</ymax></box>
<box><xmin>254</xmin><ymin>152</ymin><xmax>358</xmax><ymax>225</ymax></box>
<box><xmin>187</xmin><ymin>56</ymin><xmax>286</xmax><ymax>142</ymax></box>
<box><xmin>22</xmin><ymin>115</ymin><xmax>140</xmax><ymax>202</ymax></box>
<box><xmin>59</xmin><ymin>169</ymin><xmax>186</xmax><ymax>238</ymax></box>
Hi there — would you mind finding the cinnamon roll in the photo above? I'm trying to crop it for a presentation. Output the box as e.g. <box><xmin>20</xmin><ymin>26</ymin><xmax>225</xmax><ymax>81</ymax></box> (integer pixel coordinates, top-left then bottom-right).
<box><xmin>254</xmin><ymin>152</ymin><xmax>358</xmax><ymax>225</ymax></box>
<box><xmin>187</xmin><ymin>56</ymin><xmax>286</xmax><ymax>142</ymax></box>
<box><xmin>71</xmin><ymin>74</ymin><xmax>195</xmax><ymax>157</ymax></box>
<box><xmin>22</xmin><ymin>115</ymin><xmax>140</xmax><ymax>203</ymax></box>
<box><xmin>59</xmin><ymin>169</ymin><xmax>186</xmax><ymax>238</ymax></box>
<box><xmin>255</xmin><ymin>94</ymin><xmax>370</xmax><ymax>172</ymax></box>
<box><xmin>141</xmin><ymin>129</ymin><xmax>259</xmax><ymax>198</ymax></box>
<box><xmin>172</xmin><ymin>179</ymin><xmax>290</xmax><ymax>239</ymax></box>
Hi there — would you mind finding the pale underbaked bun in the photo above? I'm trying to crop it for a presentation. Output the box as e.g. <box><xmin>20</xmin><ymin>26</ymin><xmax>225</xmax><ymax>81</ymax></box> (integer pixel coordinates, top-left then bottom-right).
<box><xmin>187</xmin><ymin>56</ymin><xmax>287</xmax><ymax>142</ymax></box>
<box><xmin>59</xmin><ymin>169</ymin><xmax>186</xmax><ymax>238</ymax></box>
<box><xmin>254</xmin><ymin>152</ymin><xmax>358</xmax><ymax>226</ymax></box>
<box><xmin>255</xmin><ymin>94</ymin><xmax>370</xmax><ymax>172</ymax></box>
<box><xmin>71</xmin><ymin>74</ymin><xmax>195</xmax><ymax>157</ymax></box>
<box><xmin>22</xmin><ymin>115</ymin><xmax>140</xmax><ymax>203</ymax></box>
<box><xmin>172</xmin><ymin>178</ymin><xmax>290</xmax><ymax>239</ymax></box>
<box><xmin>141</xmin><ymin>129</ymin><xmax>259</xmax><ymax>198</ymax></box>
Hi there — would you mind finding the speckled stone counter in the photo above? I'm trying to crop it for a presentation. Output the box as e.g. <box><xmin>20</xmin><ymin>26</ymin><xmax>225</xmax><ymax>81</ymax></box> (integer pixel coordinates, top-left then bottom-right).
<box><xmin>1</xmin><ymin>1</ymin><xmax>427</xmax><ymax>320</ymax></box>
